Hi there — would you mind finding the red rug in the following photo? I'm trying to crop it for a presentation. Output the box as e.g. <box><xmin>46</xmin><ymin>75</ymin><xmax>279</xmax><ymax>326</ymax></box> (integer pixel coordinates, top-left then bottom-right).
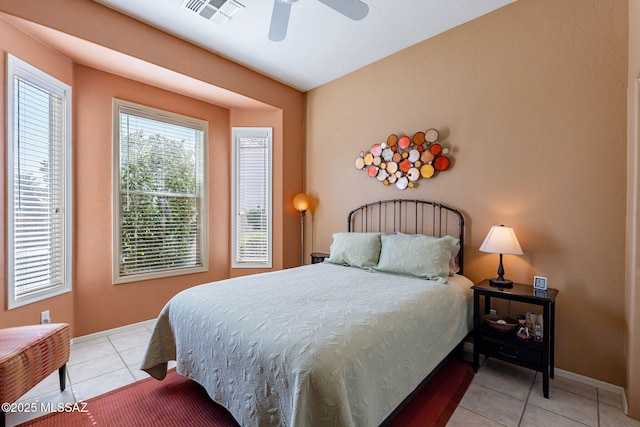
<box><xmin>19</xmin><ymin>358</ymin><xmax>473</xmax><ymax>427</ymax></box>
<box><xmin>386</xmin><ymin>358</ymin><xmax>474</xmax><ymax>427</ymax></box>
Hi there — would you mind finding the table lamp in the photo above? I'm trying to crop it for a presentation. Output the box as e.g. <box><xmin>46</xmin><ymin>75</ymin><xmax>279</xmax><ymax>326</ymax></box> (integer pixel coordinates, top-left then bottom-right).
<box><xmin>293</xmin><ymin>193</ymin><xmax>311</xmax><ymax>266</ymax></box>
<box><xmin>479</xmin><ymin>224</ymin><xmax>523</xmax><ymax>288</ymax></box>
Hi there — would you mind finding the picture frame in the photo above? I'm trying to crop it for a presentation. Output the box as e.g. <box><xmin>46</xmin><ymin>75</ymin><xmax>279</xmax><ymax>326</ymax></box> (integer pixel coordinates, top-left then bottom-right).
<box><xmin>533</xmin><ymin>275</ymin><xmax>548</xmax><ymax>290</ymax></box>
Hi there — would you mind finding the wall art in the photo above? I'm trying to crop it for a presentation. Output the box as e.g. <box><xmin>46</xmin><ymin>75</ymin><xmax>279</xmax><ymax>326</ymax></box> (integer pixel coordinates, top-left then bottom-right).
<box><xmin>355</xmin><ymin>128</ymin><xmax>452</xmax><ymax>190</ymax></box>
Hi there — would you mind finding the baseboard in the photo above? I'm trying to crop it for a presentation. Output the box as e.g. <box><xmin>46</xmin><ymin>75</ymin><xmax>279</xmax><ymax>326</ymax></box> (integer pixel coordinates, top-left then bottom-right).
<box><xmin>555</xmin><ymin>368</ymin><xmax>628</xmax><ymax>415</ymax></box>
<box><xmin>71</xmin><ymin>318</ymin><xmax>157</xmax><ymax>345</ymax></box>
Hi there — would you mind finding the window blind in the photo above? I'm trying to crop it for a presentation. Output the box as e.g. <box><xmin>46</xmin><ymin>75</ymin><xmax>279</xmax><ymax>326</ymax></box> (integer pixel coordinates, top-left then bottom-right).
<box><xmin>12</xmin><ymin>78</ymin><xmax>65</xmax><ymax>298</ymax></box>
<box><xmin>115</xmin><ymin>101</ymin><xmax>207</xmax><ymax>281</ymax></box>
<box><xmin>232</xmin><ymin>128</ymin><xmax>272</xmax><ymax>267</ymax></box>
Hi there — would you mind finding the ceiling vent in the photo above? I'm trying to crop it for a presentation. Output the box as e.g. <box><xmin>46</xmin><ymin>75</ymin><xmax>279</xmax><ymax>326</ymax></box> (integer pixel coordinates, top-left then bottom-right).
<box><xmin>181</xmin><ymin>0</ymin><xmax>245</xmax><ymax>24</ymax></box>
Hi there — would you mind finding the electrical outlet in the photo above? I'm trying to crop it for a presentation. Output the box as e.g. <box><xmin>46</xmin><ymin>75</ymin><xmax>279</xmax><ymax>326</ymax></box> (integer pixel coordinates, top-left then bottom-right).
<box><xmin>489</xmin><ymin>309</ymin><xmax>497</xmax><ymax>316</ymax></box>
<box><xmin>41</xmin><ymin>310</ymin><xmax>51</xmax><ymax>324</ymax></box>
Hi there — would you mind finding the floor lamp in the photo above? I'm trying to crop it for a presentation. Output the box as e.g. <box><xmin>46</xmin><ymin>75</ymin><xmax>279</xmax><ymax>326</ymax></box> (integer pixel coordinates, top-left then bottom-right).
<box><xmin>293</xmin><ymin>193</ymin><xmax>311</xmax><ymax>266</ymax></box>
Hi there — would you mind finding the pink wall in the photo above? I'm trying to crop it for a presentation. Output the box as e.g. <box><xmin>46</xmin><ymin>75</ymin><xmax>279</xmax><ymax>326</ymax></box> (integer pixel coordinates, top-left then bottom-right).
<box><xmin>0</xmin><ymin>1</ymin><xmax>305</xmax><ymax>335</ymax></box>
<box><xmin>229</xmin><ymin>107</ymin><xmax>306</xmax><ymax>276</ymax></box>
<box><xmin>0</xmin><ymin>17</ymin><xmax>75</xmax><ymax>330</ymax></box>
<box><xmin>72</xmin><ymin>65</ymin><xmax>233</xmax><ymax>335</ymax></box>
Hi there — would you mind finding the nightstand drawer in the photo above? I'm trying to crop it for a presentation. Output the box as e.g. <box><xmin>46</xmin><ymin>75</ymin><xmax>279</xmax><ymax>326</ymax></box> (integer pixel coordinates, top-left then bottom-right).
<box><xmin>481</xmin><ymin>340</ymin><xmax>542</xmax><ymax>369</ymax></box>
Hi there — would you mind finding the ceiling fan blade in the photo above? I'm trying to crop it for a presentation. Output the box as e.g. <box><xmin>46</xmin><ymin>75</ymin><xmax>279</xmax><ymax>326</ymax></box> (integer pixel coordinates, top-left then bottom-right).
<box><xmin>317</xmin><ymin>0</ymin><xmax>369</xmax><ymax>20</ymax></box>
<box><xmin>269</xmin><ymin>0</ymin><xmax>293</xmax><ymax>42</ymax></box>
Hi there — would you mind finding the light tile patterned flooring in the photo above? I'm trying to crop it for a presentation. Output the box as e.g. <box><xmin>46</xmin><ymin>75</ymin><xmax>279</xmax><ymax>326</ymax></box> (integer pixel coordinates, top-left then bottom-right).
<box><xmin>447</xmin><ymin>358</ymin><xmax>640</xmax><ymax>427</ymax></box>
<box><xmin>5</xmin><ymin>321</ymin><xmax>639</xmax><ymax>427</ymax></box>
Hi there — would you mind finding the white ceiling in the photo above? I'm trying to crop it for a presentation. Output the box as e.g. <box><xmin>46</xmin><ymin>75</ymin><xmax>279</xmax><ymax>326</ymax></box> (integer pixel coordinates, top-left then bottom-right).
<box><xmin>93</xmin><ymin>0</ymin><xmax>516</xmax><ymax>92</ymax></box>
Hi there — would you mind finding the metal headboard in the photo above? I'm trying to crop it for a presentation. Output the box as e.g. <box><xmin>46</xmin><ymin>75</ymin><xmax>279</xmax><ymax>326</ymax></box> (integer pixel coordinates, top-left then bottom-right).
<box><xmin>347</xmin><ymin>199</ymin><xmax>465</xmax><ymax>274</ymax></box>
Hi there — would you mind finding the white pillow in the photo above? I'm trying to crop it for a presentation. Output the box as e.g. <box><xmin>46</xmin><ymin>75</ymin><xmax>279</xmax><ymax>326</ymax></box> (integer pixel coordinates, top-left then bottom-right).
<box><xmin>375</xmin><ymin>234</ymin><xmax>459</xmax><ymax>283</ymax></box>
<box><xmin>450</xmin><ymin>241</ymin><xmax>461</xmax><ymax>276</ymax></box>
<box><xmin>325</xmin><ymin>232</ymin><xmax>382</xmax><ymax>268</ymax></box>
<box><xmin>397</xmin><ymin>232</ymin><xmax>460</xmax><ymax>276</ymax></box>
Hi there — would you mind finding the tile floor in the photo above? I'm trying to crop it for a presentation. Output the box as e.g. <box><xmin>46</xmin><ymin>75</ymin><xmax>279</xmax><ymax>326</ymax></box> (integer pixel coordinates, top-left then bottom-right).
<box><xmin>447</xmin><ymin>358</ymin><xmax>640</xmax><ymax>427</ymax></box>
<box><xmin>4</xmin><ymin>321</ymin><xmax>640</xmax><ymax>427</ymax></box>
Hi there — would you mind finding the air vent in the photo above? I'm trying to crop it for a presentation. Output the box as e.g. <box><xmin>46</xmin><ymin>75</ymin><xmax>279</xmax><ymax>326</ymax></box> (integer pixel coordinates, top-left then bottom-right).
<box><xmin>180</xmin><ymin>0</ymin><xmax>244</xmax><ymax>24</ymax></box>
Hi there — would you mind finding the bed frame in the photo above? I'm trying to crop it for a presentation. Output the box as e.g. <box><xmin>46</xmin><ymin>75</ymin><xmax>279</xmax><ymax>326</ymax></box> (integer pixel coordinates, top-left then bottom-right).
<box><xmin>347</xmin><ymin>199</ymin><xmax>465</xmax><ymax>274</ymax></box>
<box><xmin>348</xmin><ymin>199</ymin><xmax>469</xmax><ymax>425</ymax></box>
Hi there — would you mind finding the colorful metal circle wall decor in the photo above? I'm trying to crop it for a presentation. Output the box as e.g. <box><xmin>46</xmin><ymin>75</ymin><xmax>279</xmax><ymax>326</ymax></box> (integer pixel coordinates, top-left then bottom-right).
<box><xmin>355</xmin><ymin>128</ymin><xmax>453</xmax><ymax>190</ymax></box>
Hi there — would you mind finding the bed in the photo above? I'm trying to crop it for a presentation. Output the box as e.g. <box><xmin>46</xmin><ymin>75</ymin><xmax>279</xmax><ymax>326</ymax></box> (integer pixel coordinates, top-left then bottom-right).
<box><xmin>141</xmin><ymin>199</ymin><xmax>473</xmax><ymax>427</ymax></box>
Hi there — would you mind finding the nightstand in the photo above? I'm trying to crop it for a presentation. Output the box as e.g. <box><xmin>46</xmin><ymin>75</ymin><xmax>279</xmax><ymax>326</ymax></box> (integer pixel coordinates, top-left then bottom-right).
<box><xmin>310</xmin><ymin>252</ymin><xmax>329</xmax><ymax>264</ymax></box>
<box><xmin>472</xmin><ymin>279</ymin><xmax>558</xmax><ymax>398</ymax></box>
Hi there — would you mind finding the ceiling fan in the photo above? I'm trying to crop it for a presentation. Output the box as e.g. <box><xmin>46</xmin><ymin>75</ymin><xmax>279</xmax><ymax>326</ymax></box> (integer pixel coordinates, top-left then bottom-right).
<box><xmin>269</xmin><ymin>0</ymin><xmax>369</xmax><ymax>42</ymax></box>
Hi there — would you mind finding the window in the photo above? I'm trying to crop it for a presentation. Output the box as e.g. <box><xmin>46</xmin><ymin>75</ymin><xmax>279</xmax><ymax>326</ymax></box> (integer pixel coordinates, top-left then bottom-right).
<box><xmin>6</xmin><ymin>54</ymin><xmax>72</xmax><ymax>308</ymax></box>
<box><xmin>232</xmin><ymin>128</ymin><xmax>272</xmax><ymax>268</ymax></box>
<box><xmin>113</xmin><ymin>100</ymin><xmax>208</xmax><ymax>283</ymax></box>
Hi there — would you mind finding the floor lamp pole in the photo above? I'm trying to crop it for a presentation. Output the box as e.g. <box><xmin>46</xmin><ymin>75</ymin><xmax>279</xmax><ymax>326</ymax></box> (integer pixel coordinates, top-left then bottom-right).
<box><xmin>299</xmin><ymin>210</ymin><xmax>306</xmax><ymax>266</ymax></box>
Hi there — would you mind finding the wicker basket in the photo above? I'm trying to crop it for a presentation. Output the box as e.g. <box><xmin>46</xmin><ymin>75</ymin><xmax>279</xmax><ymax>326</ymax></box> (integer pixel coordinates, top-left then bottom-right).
<box><xmin>482</xmin><ymin>314</ymin><xmax>519</xmax><ymax>333</ymax></box>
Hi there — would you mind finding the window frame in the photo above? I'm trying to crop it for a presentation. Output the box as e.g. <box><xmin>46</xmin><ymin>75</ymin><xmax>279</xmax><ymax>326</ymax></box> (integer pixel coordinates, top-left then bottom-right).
<box><xmin>6</xmin><ymin>54</ymin><xmax>73</xmax><ymax>309</ymax></box>
<box><xmin>231</xmin><ymin>127</ymin><xmax>273</xmax><ymax>269</ymax></box>
<box><xmin>112</xmin><ymin>99</ymin><xmax>209</xmax><ymax>284</ymax></box>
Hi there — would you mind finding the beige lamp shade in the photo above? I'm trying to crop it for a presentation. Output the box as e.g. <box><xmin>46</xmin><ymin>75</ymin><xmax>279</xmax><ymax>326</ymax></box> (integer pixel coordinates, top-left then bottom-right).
<box><xmin>293</xmin><ymin>193</ymin><xmax>311</xmax><ymax>212</ymax></box>
<box><xmin>479</xmin><ymin>225</ymin><xmax>523</xmax><ymax>255</ymax></box>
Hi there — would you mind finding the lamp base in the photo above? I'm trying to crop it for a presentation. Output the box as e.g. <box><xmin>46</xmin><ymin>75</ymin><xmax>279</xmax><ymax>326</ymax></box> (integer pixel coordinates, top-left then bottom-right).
<box><xmin>489</xmin><ymin>278</ymin><xmax>514</xmax><ymax>288</ymax></box>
